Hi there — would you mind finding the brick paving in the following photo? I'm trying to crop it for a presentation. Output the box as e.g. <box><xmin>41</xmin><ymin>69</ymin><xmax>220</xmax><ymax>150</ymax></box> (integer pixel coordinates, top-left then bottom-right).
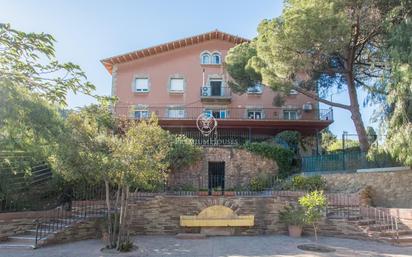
<box><xmin>0</xmin><ymin>235</ymin><xmax>411</xmax><ymax>257</ymax></box>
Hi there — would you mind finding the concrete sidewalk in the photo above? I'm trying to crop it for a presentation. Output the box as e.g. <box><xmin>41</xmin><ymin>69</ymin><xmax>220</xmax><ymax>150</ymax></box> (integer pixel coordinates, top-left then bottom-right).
<box><xmin>0</xmin><ymin>235</ymin><xmax>411</xmax><ymax>257</ymax></box>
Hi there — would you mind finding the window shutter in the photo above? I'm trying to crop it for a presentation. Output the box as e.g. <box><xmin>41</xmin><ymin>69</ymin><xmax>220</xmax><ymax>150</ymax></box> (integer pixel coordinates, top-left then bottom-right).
<box><xmin>170</xmin><ymin>78</ymin><xmax>184</xmax><ymax>91</ymax></box>
<box><xmin>135</xmin><ymin>78</ymin><xmax>149</xmax><ymax>92</ymax></box>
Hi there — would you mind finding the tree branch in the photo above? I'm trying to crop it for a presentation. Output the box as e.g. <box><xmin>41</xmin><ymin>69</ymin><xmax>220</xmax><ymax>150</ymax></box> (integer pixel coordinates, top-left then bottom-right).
<box><xmin>354</xmin><ymin>78</ymin><xmax>388</xmax><ymax>95</ymax></box>
<box><xmin>292</xmin><ymin>86</ymin><xmax>351</xmax><ymax>110</ymax></box>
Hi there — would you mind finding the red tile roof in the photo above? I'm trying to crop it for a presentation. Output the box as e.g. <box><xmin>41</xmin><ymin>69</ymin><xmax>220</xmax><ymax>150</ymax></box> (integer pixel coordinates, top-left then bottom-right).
<box><xmin>100</xmin><ymin>30</ymin><xmax>249</xmax><ymax>74</ymax></box>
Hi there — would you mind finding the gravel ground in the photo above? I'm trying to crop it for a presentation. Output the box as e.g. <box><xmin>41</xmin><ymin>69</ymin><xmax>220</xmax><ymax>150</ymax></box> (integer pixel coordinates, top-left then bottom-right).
<box><xmin>0</xmin><ymin>235</ymin><xmax>411</xmax><ymax>257</ymax></box>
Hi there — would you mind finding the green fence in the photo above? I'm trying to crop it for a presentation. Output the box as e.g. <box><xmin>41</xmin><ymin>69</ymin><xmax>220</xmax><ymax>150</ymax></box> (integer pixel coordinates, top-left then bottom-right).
<box><xmin>301</xmin><ymin>151</ymin><xmax>399</xmax><ymax>174</ymax></box>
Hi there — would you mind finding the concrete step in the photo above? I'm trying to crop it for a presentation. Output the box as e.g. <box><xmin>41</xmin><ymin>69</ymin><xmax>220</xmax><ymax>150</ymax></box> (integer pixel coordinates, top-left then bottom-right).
<box><xmin>176</xmin><ymin>233</ymin><xmax>207</xmax><ymax>240</ymax></box>
<box><xmin>0</xmin><ymin>242</ymin><xmax>35</xmax><ymax>249</ymax></box>
<box><xmin>379</xmin><ymin>230</ymin><xmax>412</xmax><ymax>237</ymax></box>
<box><xmin>7</xmin><ymin>235</ymin><xmax>36</xmax><ymax>244</ymax></box>
<box><xmin>368</xmin><ymin>224</ymin><xmax>392</xmax><ymax>231</ymax></box>
<box><xmin>355</xmin><ymin>219</ymin><xmax>376</xmax><ymax>226</ymax></box>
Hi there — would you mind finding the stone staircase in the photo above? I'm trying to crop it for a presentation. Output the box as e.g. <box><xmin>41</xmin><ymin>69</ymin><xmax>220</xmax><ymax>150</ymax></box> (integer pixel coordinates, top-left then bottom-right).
<box><xmin>0</xmin><ymin>203</ymin><xmax>106</xmax><ymax>249</ymax></box>
<box><xmin>326</xmin><ymin>205</ymin><xmax>412</xmax><ymax>247</ymax></box>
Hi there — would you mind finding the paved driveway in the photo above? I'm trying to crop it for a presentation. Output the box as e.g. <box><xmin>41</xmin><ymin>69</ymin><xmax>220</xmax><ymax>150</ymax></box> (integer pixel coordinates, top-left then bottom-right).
<box><xmin>0</xmin><ymin>235</ymin><xmax>411</xmax><ymax>257</ymax></box>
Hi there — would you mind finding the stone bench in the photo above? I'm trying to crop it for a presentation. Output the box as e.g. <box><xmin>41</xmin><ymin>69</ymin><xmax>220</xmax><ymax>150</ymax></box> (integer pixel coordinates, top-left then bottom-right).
<box><xmin>180</xmin><ymin>205</ymin><xmax>254</xmax><ymax>235</ymax></box>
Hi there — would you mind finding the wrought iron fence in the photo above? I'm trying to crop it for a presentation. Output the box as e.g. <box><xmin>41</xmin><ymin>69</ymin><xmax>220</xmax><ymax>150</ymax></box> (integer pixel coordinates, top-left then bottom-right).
<box><xmin>301</xmin><ymin>151</ymin><xmax>400</xmax><ymax>174</ymax></box>
<box><xmin>34</xmin><ymin>184</ymin><xmax>106</xmax><ymax>248</ymax></box>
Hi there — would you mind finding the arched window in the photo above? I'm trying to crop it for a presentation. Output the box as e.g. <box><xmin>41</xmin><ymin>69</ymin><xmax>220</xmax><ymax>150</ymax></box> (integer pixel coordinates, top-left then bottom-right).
<box><xmin>212</xmin><ymin>53</ymin><xmax>221</xmax><ymax>64</ymax></box>
<box><xmin>201</xmin><ymin>53</ymin><xmax>210</xmax><ymax>64</ymax></box>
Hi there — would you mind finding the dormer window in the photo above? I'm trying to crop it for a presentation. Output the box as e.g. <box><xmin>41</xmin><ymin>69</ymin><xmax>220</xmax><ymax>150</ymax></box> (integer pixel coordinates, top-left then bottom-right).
<box><xmin>212</xmin><ymin>53</ymin><xmax>221</xmax><ymax>64</ymax></box>
<box><xmin>201</xmin><ymin>52</ymin><xmax>211</xmax><ymax>64</ymax></box>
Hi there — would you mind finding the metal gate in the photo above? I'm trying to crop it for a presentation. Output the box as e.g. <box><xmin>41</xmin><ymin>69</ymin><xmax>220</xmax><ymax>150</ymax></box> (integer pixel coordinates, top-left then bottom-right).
<box><xmin>208</xmin><ymin>162</ymin><xmax>225</xmax><ymax>195</ymax></box>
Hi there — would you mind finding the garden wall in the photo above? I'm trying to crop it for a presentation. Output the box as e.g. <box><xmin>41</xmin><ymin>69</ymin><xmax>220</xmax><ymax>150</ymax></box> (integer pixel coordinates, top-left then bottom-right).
<box><xmin>127</xmin><ymin>194</ymin><xmax>287</xmax><ymax>235</ymax></box>
<box><xmin>169</xmin><ymin>146</ymin><xmax>279</xmax><ymax>190</ymax></box>
<box><xmin>322</xmin><ymin>169</ymin><xmax>412</xmax><ymax>208</ymax></box>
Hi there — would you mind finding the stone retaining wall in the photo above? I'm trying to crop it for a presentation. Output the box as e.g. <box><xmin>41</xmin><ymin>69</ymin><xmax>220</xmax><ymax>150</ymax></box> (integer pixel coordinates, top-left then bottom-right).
<box><xmin>128</xmin><ymin>195</ymin><xmax>288</xmax><ymax>235</ymax></box>
<box><xmin>323</xmin><ymin>170</ymin><xmax>412</xmax><ymax>208</ymax></box>
<box><xmin>46</xmin><ymin>218</ymin><xmax>104</xmax><ymax>245</ymax></box>
<box><xmin>169</xmin><ymin>146</ymin><xmax>278</xmax><ymax>190</ymax></box>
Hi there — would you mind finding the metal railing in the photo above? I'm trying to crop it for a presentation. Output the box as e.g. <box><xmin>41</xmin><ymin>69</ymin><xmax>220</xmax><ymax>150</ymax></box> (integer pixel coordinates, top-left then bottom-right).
<box><xmin>200</xmin><ymin>86</ymin><xmax>232</xmax><ymax>98</ymax></box>
<box><xmin>302</xmin><ymin>151</ymin><xmax>400</xmax><ymax>173</ymax></box>
<box><xmin>360</xmin><ymin>206</ymin><xmax>401</xmax><ymax>242</ymax></box>
<box><xmin>114</xmin><ymin>105</ymin><xmax>334</xmax><ymax>121</ymax></box>
<box><xmin>325</xmin><ymin>193</ymin><xmax>403</xmax><ymax>243</ymax></box>
<box><xmin>0</xmin><ymin>153</ymin><xmax>53</xmax><ymax>213</ymax></box>
<box><xmin>34</xmin><ymin>185</ymin><xmax>106</xmax><ymax>248</ymax></box>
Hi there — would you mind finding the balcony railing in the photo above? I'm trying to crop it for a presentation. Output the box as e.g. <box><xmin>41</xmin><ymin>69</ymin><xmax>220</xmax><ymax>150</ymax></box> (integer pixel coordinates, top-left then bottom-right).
<box><xmin>114</xmin><ymin>106</ymin><xmax>333</xmax><ymax>121</ymax></box>
<box><xmin>200</xmin><ymin>86</ymin><xmax>232</xmax><ymax>100</ymax></box>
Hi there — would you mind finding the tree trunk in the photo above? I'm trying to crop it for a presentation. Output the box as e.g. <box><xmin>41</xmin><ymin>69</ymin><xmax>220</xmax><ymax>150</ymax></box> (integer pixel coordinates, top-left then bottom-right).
<box><xmin>346</xmin><ymin>73</ymin><xmax>370</xmax><ymax>152</ymax></box>
<box><xmin>116</xmin><ymin>187</ymin><xmax>124</xmax><ymax>250</ymax></box>
<box><xmin>104</xmin><ymin>180</ymin><xmax>115</xmax><ymax>248</ymax></box>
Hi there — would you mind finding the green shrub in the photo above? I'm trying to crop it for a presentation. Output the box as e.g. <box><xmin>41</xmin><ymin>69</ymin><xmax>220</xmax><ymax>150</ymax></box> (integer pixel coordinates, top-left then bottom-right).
<box><xmin>298</xmin><ymin>190</ymin><xmax>327</xmax><ymax>240</ymax></box>
<box><xmin>118</xmin><ymin>240</ymin><xmax>134</xmax><ymax>252</ymax></box>
<box><xmin>242</xmin><ymin>142</ymin><xmax>294</xmax><ymax>178</ymax></box>
<box><xmin>249</xmin><ymin>174</ymin><xmax>272</xmax><ymax>191</ymax></box>
<box><xmin>282</xmin><ymin>175</ymin><xmax>326</xmax><ymax>191</ymax></box>
<box><xmin>279</xmin><ymin>205</ymin><xmax>306</xmax><ymax>226</ymax></box>
<box><xmin>166</xmin><ymin>134</ymin><xmax>202</xmax><ymax>171</ymax></box>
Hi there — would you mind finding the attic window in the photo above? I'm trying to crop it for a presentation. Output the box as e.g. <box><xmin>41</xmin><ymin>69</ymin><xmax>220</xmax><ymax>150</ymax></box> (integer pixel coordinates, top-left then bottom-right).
<box><xmin>201</xmin><ymin>53</ymin><xmax>211</xmax><ymax>64</ymax></box>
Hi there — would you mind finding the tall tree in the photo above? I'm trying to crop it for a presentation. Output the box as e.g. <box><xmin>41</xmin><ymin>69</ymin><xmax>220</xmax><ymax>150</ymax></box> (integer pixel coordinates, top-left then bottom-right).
<box><xmin>0</xmin><ymin>23</ymin><xmax>95</xmax><ymax>106</ymax></box>
<box><xmin>0</xmin><ymin>24</ymin><xmax>95</xmax><ymax>156</ymax></box>
<box><xmin>381</xmin><ymin>11</ymin><xmax>412</xmax><ymax>166</ymax></box>
<box><xmin>225</xmin><ymin>0</ymin><xmax>411</xmax><ymax>152</ymax></box>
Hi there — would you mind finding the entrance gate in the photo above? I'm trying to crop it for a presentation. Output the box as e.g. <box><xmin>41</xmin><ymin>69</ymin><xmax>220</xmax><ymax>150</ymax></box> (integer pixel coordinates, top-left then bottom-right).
<box><xmin>208</xmin><ymin>162</ymin><xmax>225</xmax><ymax>195</ymax></box>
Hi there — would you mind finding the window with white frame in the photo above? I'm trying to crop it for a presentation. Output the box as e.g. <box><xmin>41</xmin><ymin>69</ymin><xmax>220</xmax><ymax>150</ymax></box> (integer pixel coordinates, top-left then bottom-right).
<box><xmin>201</xmin><ymin>53</ymin><xmax>210</xmax><ymax>64</ymax></box>
<box><xmin>247</xmin><ymin>83</ymin><xmax>263</xmax><ymax>94</ymax></box>
<box><xmin>283</xmin><ymin>110</ymin><xmax>298</xmax><ymax>120</ymax></box>
<box><xmin>247</xmin><ymin>109</ymin><xmax>263</xmax><ymax>120</ymax></box>
<box><xmin>134</xmin><ymin>109</ymin><xmax>149</xmax><ymax>119</ymax></box>
<box><xmin>134</xmin><ymin>77</ymin><xmax>149</xmax><ymax>92</ymax></box>
<box><xmin>204</xmin><ymin>109</ymin><xmax>228</xmax><ymax>119</ymax></box>
<box><xmin>170</xmin><ymin>78</ymin><xmax>184</xmax><ymax>92</ymax></box>
<box><xmin>212</xmin><ymin>53</ymin><xmax>221</xmax><ymax>64</ymax></box>
<box><xmin>167</xmin><ymin>108</ymin><xmax>185</xmax><ymax>118</ymax></box>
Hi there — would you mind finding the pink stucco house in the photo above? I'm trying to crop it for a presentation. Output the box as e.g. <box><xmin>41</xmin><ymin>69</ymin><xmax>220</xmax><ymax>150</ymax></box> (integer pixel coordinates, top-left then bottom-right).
<box><xmin>101</xmin><ymin>30</ymin><xmax>333</xmax><ymax>152</ymax></box>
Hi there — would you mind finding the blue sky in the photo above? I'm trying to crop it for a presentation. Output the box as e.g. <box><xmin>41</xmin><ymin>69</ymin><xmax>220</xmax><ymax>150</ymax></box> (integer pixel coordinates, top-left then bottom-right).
<box><xmin>0</xmin><ymin>0</ymin><xmax>377</xmax><ymax>137</ymax></box>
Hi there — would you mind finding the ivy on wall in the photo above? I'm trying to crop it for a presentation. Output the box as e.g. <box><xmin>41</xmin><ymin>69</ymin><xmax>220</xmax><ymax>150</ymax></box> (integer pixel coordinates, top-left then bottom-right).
<box><xmin>242</xmin><ymin>142</ymin><xmax>294</xmax><ymax>178</ymax></box>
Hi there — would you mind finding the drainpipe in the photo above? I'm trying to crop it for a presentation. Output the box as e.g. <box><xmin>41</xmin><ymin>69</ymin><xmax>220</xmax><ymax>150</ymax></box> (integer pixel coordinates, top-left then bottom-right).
<box><xmin>202</xmin><ymin>68</ymin><xmax>205</xmax><ymax>86</ymax></box>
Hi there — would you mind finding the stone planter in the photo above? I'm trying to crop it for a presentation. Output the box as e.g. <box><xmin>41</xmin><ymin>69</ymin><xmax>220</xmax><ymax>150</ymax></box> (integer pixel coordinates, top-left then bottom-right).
<box><xmin>288</xmin><ymin>225</ymin><xmax>303</xmax><ymax>238</ymax></box>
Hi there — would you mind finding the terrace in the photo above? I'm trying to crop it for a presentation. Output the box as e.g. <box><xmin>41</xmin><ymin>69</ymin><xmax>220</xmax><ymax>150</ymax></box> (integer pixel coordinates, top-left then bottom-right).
<box><xmin>114</xmin><ymin>105</ymin><xmax>334</xmax><ymax>136</ymax></box>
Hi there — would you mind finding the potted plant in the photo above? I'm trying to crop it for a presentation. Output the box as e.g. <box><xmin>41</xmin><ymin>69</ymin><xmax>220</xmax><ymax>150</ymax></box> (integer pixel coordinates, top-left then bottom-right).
<box><xmin>212</xmin><ymin>186</ymin><xmax>223</xmax><ymax>196</ymax></box>
<box><xmin>197</xmin><ymin>188</ymin><xmax>209</xmax><ymax>196</ymax></box>
<box><xmin>279</xmin><ymin>205</ymin><xmax>306</xmax><ymax>238</ymax></box>
<box><xmin>224</xmin><ymin>188</ymin><xmax>235</xmax><ymax>196</ymax></box>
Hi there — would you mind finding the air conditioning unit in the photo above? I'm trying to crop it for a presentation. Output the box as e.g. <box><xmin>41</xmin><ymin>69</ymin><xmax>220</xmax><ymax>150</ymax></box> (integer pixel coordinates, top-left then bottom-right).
<box><xmin>303</xmin><ymin>103</ymin><xmax>313</xmax><ymax>111</ymax></box>
<box><xmin>202</xmin><ymin>92</ymin><xmax>209</xmax><ymax>96</ymax></box>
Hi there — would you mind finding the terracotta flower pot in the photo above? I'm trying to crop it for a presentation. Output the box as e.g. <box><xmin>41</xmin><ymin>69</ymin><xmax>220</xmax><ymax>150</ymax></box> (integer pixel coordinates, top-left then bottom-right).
<box><xmin>224</xmin><ymin>191</ymin><xmax>235</xmax><ymax>196</ymax></box>
<box><xmin>212</xmin><ymin>191</ymin><xmax>222</xmax><ymax>196</ymax></box>
<box><xmin>197</xmin><ymin>191</ymin><xmax>209</xmax><ymax>196</ymax></box>
<box><xmin>288</xmin><ymin>225</ymin><xmax>303</xmax><ymax>238</ymax></box>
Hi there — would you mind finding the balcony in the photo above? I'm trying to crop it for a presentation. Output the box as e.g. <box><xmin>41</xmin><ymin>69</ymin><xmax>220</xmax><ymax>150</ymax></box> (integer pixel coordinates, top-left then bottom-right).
<box><xmin>200</xmin><ymin>86</ymin><xmax>231</xmax><ymax>103</ymax></box>
<box><xmin>115</xmin><ymin>106</ymin><xmax>333</xmax><ymax>122</ymax></box>
<box><xmin>114</xmin><ymin>106</ymin><xmax>333</xmax><ymax>134</ymax></box>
